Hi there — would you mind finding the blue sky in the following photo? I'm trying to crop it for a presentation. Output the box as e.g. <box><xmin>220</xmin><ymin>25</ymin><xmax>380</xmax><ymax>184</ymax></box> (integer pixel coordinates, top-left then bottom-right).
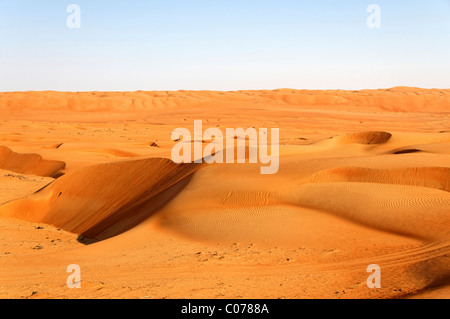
<box><xmin>0</xmin><ymin>0</ymin><xmax>449</xmax><ymax>91</ymax></box>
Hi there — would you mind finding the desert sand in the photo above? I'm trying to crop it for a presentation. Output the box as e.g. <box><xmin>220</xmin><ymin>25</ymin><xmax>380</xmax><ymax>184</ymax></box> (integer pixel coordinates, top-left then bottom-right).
<box><xmin>0</xmin><ymin>88</ymin><xmax>449</xmax><ymax>299</ymax></box>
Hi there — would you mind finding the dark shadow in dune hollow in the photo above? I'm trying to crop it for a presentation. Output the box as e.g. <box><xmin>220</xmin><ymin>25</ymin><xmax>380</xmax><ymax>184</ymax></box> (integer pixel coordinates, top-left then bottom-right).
<box><xmin>76</xmin><ymin>171</ymin><xmax>197</xmax><ymax>245</ymax></box>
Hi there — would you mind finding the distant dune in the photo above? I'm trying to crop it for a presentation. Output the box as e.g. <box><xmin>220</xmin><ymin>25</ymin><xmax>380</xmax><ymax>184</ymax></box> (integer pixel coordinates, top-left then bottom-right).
<box><xmin>1</xmin><ymin>88</ymin><xmax>450</xmax><ymax>114</ymax></box>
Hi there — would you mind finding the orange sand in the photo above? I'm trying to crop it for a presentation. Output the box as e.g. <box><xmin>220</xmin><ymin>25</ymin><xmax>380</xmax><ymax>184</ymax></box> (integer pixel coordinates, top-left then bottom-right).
<box><xmin>0</xmin><ymin>88</ymin><xmax>449</xmax><ymax>299</ymax></box>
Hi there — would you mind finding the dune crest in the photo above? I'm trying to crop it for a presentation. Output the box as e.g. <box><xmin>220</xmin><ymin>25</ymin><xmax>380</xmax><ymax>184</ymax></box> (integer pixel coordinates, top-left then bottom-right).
<box><xmin>308</xmin><ymin>167</ymin><xmax>450</xmax><ymax>193</ymax></box>
<box><xmin>334</xmin><ymin>131</ymin><xmax>392</xmax><ymax>145</ymax></box>
<box><xmin>0</xmin><ymin>146</ymin><xmax>65</xmax><ymax>177</ymax></box>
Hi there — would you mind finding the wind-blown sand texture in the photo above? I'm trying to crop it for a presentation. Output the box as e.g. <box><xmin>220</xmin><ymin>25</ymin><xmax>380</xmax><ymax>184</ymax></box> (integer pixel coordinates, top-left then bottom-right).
<box><xmin>0</xmin><ymin>88</ymin><xmax>449</xmax><ymax>299</ymax></box>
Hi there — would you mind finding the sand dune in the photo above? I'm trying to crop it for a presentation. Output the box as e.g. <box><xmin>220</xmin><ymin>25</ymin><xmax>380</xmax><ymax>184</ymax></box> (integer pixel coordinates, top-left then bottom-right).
<box><xmin>334</xmin><ymin>131</ymin><xmax>392</xmax><ymax>145</ymax></box>
<box><xmin>290</xmin><ymin>182</ymin><xmax>450</xmax><ymax>241</ymax></box>
<box><xmin>0</xmin><ymin>146</ymin><xmax>65</xmax><ymax>177</ymax></box>
<box><xmin>84</xmin><ymin>148</ymin><xmax>138</xmax><ymax>158</ymax></box>
<box><xmin>0</xmin><ymin>88</ymin><xmax>449</xmax><ymax>299</ymax></box>
<box><xmin>0</xmin><ymin>158</ymin><xmax>201</xmax><ymax>241</ymax></box>
<box><xmin>1</xmin><ymin>88</ymin><xmax>450</xmax><ymax>115</ymax></box>
<box><xmin>308</xmin><ymin>167</ymin><xmax>450</xmax><ymax>193</ymax></box>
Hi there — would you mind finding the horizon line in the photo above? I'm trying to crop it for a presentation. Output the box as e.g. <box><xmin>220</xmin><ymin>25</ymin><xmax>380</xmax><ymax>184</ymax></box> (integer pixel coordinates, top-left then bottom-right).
<box><xmin>1</xmin><ymin>86</ymin><xmax>449</xmax><ymax>94</ymax></box>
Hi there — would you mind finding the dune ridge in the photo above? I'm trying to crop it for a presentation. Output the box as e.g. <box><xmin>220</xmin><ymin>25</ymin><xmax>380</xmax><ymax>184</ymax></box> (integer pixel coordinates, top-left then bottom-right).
<box><xmin>0</xmin><ymin>146</ymin><xmax>65</xmax><ymax>178</ymax></box>
<box><xmin>334</xmin><ymin>131</ymin><xmax>393</xmax><ymax>145</ymax></box>
<box><xmin>289</xmin><ymin>182</ymin><xmax>450</xmax><ymax>241</ymax></box>
<box><xmin>1</xmin><ymin>88</ymin><xmax>450</xmax><ymax>114</ymax></box>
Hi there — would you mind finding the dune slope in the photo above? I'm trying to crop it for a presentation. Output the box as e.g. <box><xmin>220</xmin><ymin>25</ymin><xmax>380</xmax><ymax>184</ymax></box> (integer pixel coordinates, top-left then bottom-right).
<box><xmin>0</xmin><ymin>146</ymin><xmax>65</xmax><ymax>177</ymax></box>
<box><xmin>0</xmin><ymin>158</ymin><xmax>201</xmax><ymax>241</ymax></box>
